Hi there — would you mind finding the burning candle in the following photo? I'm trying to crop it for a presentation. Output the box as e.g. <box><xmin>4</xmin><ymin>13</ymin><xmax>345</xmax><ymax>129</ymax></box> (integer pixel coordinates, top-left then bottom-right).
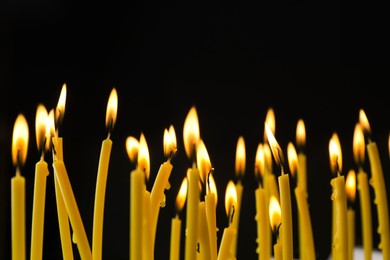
<box><xmin>353</xmin><ymin>122</ymin><xmax>373</xmax><ymax>260</ymax></box>
<box><xmin>92</xmin><ymin>87</ymin><xmax>118</xmax><ymax>260</ymax></box>
<box><xmin>30</xmin><ymin>104</ymin><xmax>50</xmax><ymax>260</ymax></box>
<box><xmin>217</xmin><ymin>180</ymin><xmax>237</xmax><ymax>260</ymax></box>
<box><xmin>269</xmin><ymin>195</ymin><xmax>282</xmax><ymax>260</ymax></box>
<box><xmin>266</xmin><ymin>123</ymin><xmax>293</xmax><ymax>260</ymax></box>
<box><xmin>170</xmin><ymin>177</ymin><xmax>187</xmax><ymax>260</ymax></box>
<box><xmin>183</xmin><ymin>106</ymin><xmax>201</xmax><ymax>260</ymax></box>
<box><xmin>345</xmin><ymin>169</ymin><xmax>356</xmax><ymax>260</ymax></box>
<box><xmin>329</xmin><ymin>133</ymin><xmax>348</xmax><ymax>260</ymax></box>
<box><xmin>360</xmin><ymin>109</ymin><xmax>390</xmax><ymax>259</ymax></box>
<box><xmin>11</xmin><ymin>113</ymin><xmax>29</xmax><ymax>260</ymax></box>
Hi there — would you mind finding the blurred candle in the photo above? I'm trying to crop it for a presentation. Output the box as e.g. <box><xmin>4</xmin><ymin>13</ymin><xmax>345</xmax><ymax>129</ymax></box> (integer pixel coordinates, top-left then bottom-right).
<box><xmin>92</xmin><ymin>87</ymin><xmax>118</xmax><ymax>260</ymax></box>
<box><xmin>269</xmin><ymin>195</ymin><xmax>282</xmax><ymax>260</ymax></box>
<box><xmin>329</xmin><ymin>133</ymin><xmax>348</xmax><ymax>260</ymax></box>
<box><xmin>183</xmin><ymin>106</ymin><xmax>201</xmax><ymax>260</ymax></box>
<box><xmin>217</xmin><ymin>181</ymin><xmax>237</xmax><ymax>260</ymax></box>
<box><xmin>353</xmin><ymin>122</ymin><xmax>372</xmax><ymax>260</ymax></box>
<box><xmin>360</xmin><ymin>109</ymin><xmax>390</xmax><ymax>259</ymax></box>
<box><xmin>345</xmin><ymin>169</ymin><xmax>356</xmax><ymax>260</ymax></box>
<box><xmin>231</xmin><ymin>135</ymin><xmax>245</xmax><ymax>257</ymax></box>
<box><xmin>170</xmin><ymin>177</ymin><xmax>187</xmax><ymax>260</ymax></box>
<box><xmin>11</xmin><ymin>113</ymin><xmax>29</xmax><ymax>260</ymax></box>
<box><xmin>30</xmin><ymin>104</ymin><xmax>50</xmax><ymax>260</ymax></box>
<box><xmin>266</xmin><ymin>123</ymin><xmax>293</xmax><ymax>260</ymax></box>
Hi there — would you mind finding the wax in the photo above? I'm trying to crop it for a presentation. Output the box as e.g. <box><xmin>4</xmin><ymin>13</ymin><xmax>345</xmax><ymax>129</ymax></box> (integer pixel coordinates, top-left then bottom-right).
<box><xmin>205</xmin><ymin>193</ymin><xmax>217</xmax><ymax>260</ymax></box>
<box><xmin>231</xmin><ymin>180</ymin><xmax>243</xmax><ymax>256</ymax></box>
<box><xmin>11</xmin><ymin>173</ymin><xmax>25</xmax><ymax>260</ymax></box>
<box><xmin>130</xmin><ymin>168</ymin><xmax>144</xmax><ymax>260</ymax></box>
<box><xmin>170</xmin><ymin>215</ymin><xmax>182</xmax><ymax>260</ymax></box>
<box><xmin>142</xmin><ymin>189</ymin><xmax>153</xmax><ymax>260</ymax></box>
<box><xmin>278</xmin><ymin>173</ymin><xmax>293</xmax><ymax>260</ymax></box>
<box><xmin>347</xmin><ymin>209</ymin><xmax>355</xmax><ymax>260</ymax></box>
<box><xmin>274</xmin><ymin>239</ymin><xmax>282</xmax><ymax>260</ymax></box>
<box><xmin>197</xmin><ymin>201</ymin><xmax>211</xmax><ymax>260</ymax></box>
<box><xmin>255</xmin><ymin>185</ymin><xmax>269</xmax><ymax>260</ymax></box>
<box><xmin>217</xmin><ymin>226</ymin><xmax>236</xmax><ymax>260</ymax></box>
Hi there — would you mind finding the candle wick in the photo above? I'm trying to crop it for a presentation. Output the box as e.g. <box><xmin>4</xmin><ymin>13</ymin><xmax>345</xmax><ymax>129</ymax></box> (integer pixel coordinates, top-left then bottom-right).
<box><xmin>168</xmin><ymin>148</ymin><xmax>178</xmax><ymax>162</ymax></box>
<box><xmin>15</xmin><ymin>166</ymin><xmax>21</xmax><ymax>177</ymax></box>
<box><xmin>229</xmin><ymin>205</ymin><xmax>235</xmax><ymax>225</ymax></box>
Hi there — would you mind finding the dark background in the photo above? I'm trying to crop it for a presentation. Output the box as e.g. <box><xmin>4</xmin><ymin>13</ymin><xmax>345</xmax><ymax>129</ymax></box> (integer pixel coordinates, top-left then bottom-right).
<box><xmin>1</xmin><ymin>1</ymin><xmax>390</xmax><ymax>259</ymax></box>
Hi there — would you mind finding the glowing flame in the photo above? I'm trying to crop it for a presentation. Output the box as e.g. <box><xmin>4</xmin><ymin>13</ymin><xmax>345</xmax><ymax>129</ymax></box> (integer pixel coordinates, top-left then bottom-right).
<box><xmin>164</xmin><ymin>125</ymin><xmax>177</xmax><ymax>158</ymax></box>
<box><xmin>265</xmin><ymin>123</ymin><xmax>285</xmax><ymax>168</ymax></box>
<box><xmin>175</xmin><ymin>177</ymin><xmax>188</xmax><ymax>213</ymax></box>
<box><xmin>359</xmin><ymin>109</ymin><xmax>371</xmax><ymax>136</ymax></box>
<box><xmin>296</xmin><ymin>119</ymin><xmax>306</xmax><ymax>150</ymax></box>
<box><xmin>329</xmin><ymin>132</ymin><xmax>342</xmax><ymax>175</ymax></box>
<box><xmin>183</xmin><ymin>106</ymin><xmax>200</xmax><ymax>161</ymax></box>
<box><xmin>269</xmin><ymin>195</ymin><xmax>281</xmax><ymax>233</ymax></box>
<box><xmin>46</xmin><ymin>109</ymin><xmax>55</xmax><ymax>151</ymax></box>
<box><xmin>287</xmin><ymin>142</ymin><xmax>298</xmax><ymax>178</ymax></box>
<box><xmin>353</xmin><ymin>123</ymin><xmax>365</xmax><ymax>166</ymax></box>
<box><xmin>126</xmin><ymin>136</ymin><xmax>139</xmax><ymax>164</ymax></box>
<box><xmin>35</xmin><ymin>104</ymin><xmax>49</xmax><ymax>153</ymax></box>
<box><xmin>105</xmin><ymin>87</ymin><xmax>118</xmax><ymax>132</ymax></box>
<box><xmin>264</xmin><ymin>107</ymin><xmax>275</xmax><ymax>143</ymax></box>
<box><xmin>225</xmin><ymin>180</ymin><xmax>237</xmax><ymax>221</ymax></box>
<box><xmin>263</xmin><ymin>143</ymin><xmax>273</xmax><ymax>173</ymax></box>
<box><xmin>138</xmin><ymin>133</ymin><xmax>150</xmax><ymax>180</ymax></box>
<box><xmin>235</xmin><ymin>136</ymin><xmax>246</xmax><ymax>179</ymax></box>
<box><xmin>255</xmin><ymin>143</ymin><xmax>265</xmax><ymax>179</ymax></box>
<box><xmin>345</xmin><ymin>169</ymin><xmax>356</xmax><ymax>203</ymax></box>
<box><xmin>55</xmin><ymin>83</ymin><xmax>67</xmax><ymax>128</ymax></box>
<box><xmin>12</xmin><ymin>114</ymin><xmax>29</xmax><ymax>167</ymax></box>
<box><xmin>196</xmin><ymin>139</ymin><xmax>212</xmax><ymax>185</ymax></box>
<box><xmin>209</xmin><ymin>173</ymin><xmax>218</xmax><ymax>205</ymax></box>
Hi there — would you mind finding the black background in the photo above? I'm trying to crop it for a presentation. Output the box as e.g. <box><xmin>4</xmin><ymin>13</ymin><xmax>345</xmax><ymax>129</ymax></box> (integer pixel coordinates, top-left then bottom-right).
<box><xmin>1</xmin><ymin>1</ymin><xmax>390</xmax><ymax>259</ymax></box>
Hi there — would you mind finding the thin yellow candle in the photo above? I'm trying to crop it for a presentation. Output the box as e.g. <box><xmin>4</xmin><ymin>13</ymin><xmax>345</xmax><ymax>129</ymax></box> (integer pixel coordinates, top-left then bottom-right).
<box><xmin>92</xmin><ymin>87</ymin><xmax>118</xmax><ymax>260</ymax></box>
<box><xmin>170</xmin><ymin>177</ymin><xmax>187</xmax><ymax>260</ymax></box>
<box><xmin>197</xmin><ymin>201</ymin><xmax>211</xmax><ymax>260</ymax></box>
<box><xmin>30</xmin><ymin>104</ymin><xmax>50</xmax><ymax>260</ymax></box>
<box><xmin>266</xmin><ymin>123</ymin><xmax>293</xmax><ymax>260</ymax></box>
<box><xmin>329</xmin><ymin>133</ymin><xmax>348</xmax><ymax>260</ymax></box>
<box><xmin>287</xmin><ymin>142</ymin><xmax>315</xmax><ymax>260</ymax></box>
<box><xmin>269</xmin><ymin>195</ymin><xmax>282</xmax><ymax>260</ymax></box>
<box><xmin>197</xmin><ymin>139</ymin><xmax>218</xmax><ymax>260</ymax></box>
<box><xmin>150</xmin><ymin>125</ymin><xmax>177</xmax><ymax>250</ymax></box>
<box><xmin>360</xmin><ymin>109</ymin><xmax>390</xmax><ymax>259</ymax></box>
<box><xmin>183</xmin><ymin>106</ymin><xmax>201</xmax><ymax>260</ymax></box>
<box><xmin>11</xmin><ymin>114</ymin><xmax>29</xmax><ymax>260</ymax></box>
<box><xmin>345</xmin><ymin>169</ymin><xmax>356</xmax><ymax>260</ymax></box>
<box><xmin>142</xmin><ymin>189</ymin><xmax>152</xmax><ymax>260</ymax></box>
<box><xmin>217</xmin><ymin>180</ymin><xmax>237</xmax><ymax>260</ymax></box>
<box><xmin>353</xmin><ymin>122</ymin><xmax>373</xmax><ymax>260</ymax></box>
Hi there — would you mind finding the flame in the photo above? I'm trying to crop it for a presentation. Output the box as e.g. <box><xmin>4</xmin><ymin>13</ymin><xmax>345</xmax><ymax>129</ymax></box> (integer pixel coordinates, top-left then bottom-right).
<box><xmin>183</xmin><ymin>106</ymin><xmax>200</xmax><ymax>160</ymax></box>
<box><xmin>329</xmin><ymin>132</ymin><xmax>342</xmax><ymax>175</ymax></box>
<box><xmin>164</xmin><ymin>125</ymin><xmax>177</xmax><ymax>158</ymax></box>
<box><xmin>235</xmin><ymin>136</ymin><xmax>246</xmax><ymax>178</ymax></box>
<box><xmin>12</xmin><ymin>114</ymin><xmax>29</xmax><ymax>167</ymax></box>
<box><xmin>265</xmin><ymin>122</ymin><xmax>285</xmax><ymax>168</ymax></box>
<box><xmin>255</xmin><ymin>143</ymin><xmax>265</xmax><ymax>179</ymax></box>
<box><xmin>46</xmin><ymin>109</ymin><xmax>55</xmax><ymax>151</ymax></box>
<box><xmin>353</xmin><ymin>123</ymin><xmax>365</xmax><ymax>166</ymax></box>
<box><xmin>345</xmin><ymin>169</ymin><xmax>356</xmax><ymax>203</ymax></box>
<box><xmin>105</xmin><ymin>87</ymin><xmax>118</xmax><ymax>132</ymax></box>
<box><xmin>126</xmin><ymin>136</ymin><xmax>139</xmax><ymax>164</ymax></box>
<box><xmin>225</xmin><ymin>180</ymin><xmax>237</xmax><ymax>220</ymax></box>
<box><xmin>269</xmin><ymin>195</ymin><xmax>281</xmax><ymax>232</ymax></box>
<box><xmin>296</xmin><ymin>119</ymin><xmax>306</xmax><ymax>150</ymax></box>
<box><xmin>138</xmin><ymin>133</ymin><xmax>150</xmax><ymax>180</ymax></box>
<box><xmin>359</xmin><ymin>109</ymin><xmax>371</xmax><ymax>136</ymax></box>
<box><xmin>263</xmin><ymin>143</ymin><xmax>273</xmax><ymax>173</ymax></box>
<box><xmin>209</xmin><ymin>173</ymin><xmax>218</xmax><ymax>205</ymax></box>
<box><xmin>287</xmin><ymin>142</ymin><xmax>298</xmax><ymax>177</ymax></box>
<box><xmin>55</xmin><ymin>83</ymin><xmax>67</xmax><ymax>128</ymax></box>
<box><xmin>264</xmin><ymin>107</ymin><xmax>275</xmax><ymax>143</ymax></box>
<box><xmin>35</xmin><ymin>104</ymin><xmax>49</xmax><ymax>153</ymax></box>
<box><xmin>175</xmin><ymin>177</ymin><xmax>188</xmax><ymax>213</ymax></box>
<box><xmin>196</xmin><ymin>139</ymin><xmax>212</xmax><ymax>185</ymax></box>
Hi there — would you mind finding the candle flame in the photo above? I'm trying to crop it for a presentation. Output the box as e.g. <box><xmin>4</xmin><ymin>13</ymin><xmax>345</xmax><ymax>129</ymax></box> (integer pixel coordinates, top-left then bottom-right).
<box><xmin>209</xmin><ymin>173</ymin><xmax>218</xmax><ymax>205</ymax></box>
<box><xmin>329</xmin><ymin>132</ymin><xmax>342</xmax><ymax>175</ymax></box>
<box><xmin>105</xmin><ymin>87</ymin><xmax>118</xmax><ymax>132</ymax></box>
<box><xmin>163</xmin><ymin>125</ymin><xmax>177</xmax><ymax>158</ymax></box>
<box><xmin>359</xmin><ymin>109</ymin><xmax>371</xmax><ymax>136</ymax></box>
<box><xmin>183</xmin><ymin>106</ymin><xmax>200</xmax><ymax>161</ymax></box>
<box><xmin>265</xmin><ymin>123</ymin><xmax>285</xmax><ymax>170</ymax></box>
<box><xmin>296</xmin><ymin>119</ymin><xmax>306</xmax><ymax>150</ymax></box>
<box><xmin>126</xmin><ymin>136</ymin><xmax>139</xmax><ymax>164</ymax></box>
<box><xmin>225</xmin><ymin>180</ymin><xmax>237</xmax><ymax>222</ymax></box>
<box><xmin>175</xmin><ymin>177</ymin><xmax>188</xmax><ymax>213</ymax></box>
<box><xmin>263</xmin><ymin>143</ymin><xmax>273</xmax><ymax>173</ymax></box>
<box><xmin>35</xmin><ymin>104</ymin><xmax>49</xmax><ymax>153</ymax></box>
<box><xmin>263</xmin><ymin>107</ymin><xmax>275</xmax><ymax>144</ymax></box>
<box><xmin>12</xmin><ymin>113</ymin><xmax>29</xmax><ymax>167</ymax></box>
<box><xmin>235</xmin><ymin>136</ymin><xmax>246</xmax><ymax>179</ymax></box>
<box><xmin>196</xmin><ymin>139</ymin><xmax>212</xmax><ymax>185</ymax></box>
<box><xmin>55</xmin><ymin>83</ymin><xmax>67</xmax><ymax>129</ymax></box>
<box><xmin>345</xmin><ymin>169</ymin><xmax>356</xmax><ymax>203</ymax></box>
<box><xmin>255</xmin><ymin>143</ymin><xmax>265</xmax><ymax>179</ymax></box>
<box><xmin>269</xmin><ymin>195</ymin><xmax>281</xmax><ymax>233</ymax></box>
<box><xmin>46</xmin><ymin>109</ymin><xmax>55</xmax><ymax>151</ymax></box>
<box><xmin>138</xmin><ymin>133</ymin><xmax>150</xmax><ymax>180</ymax></box>
<box><xmin>287</xmin><ymin>142</ymin><xmax>298</xmax><ymax>178</ymax></box>
<box><xmin>353</xmin><ymin>123</ymin><xmax>365</xmax><ymax>166</ymax></box>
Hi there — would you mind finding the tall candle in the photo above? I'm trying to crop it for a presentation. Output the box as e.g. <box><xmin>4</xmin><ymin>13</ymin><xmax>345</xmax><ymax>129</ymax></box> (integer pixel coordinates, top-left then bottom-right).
<box><xmin>11</xmin><ymin>114</ymin><xmax>29</xmax><ymax>260</ymax></box>
<box><xmin>329</xmin><ymin>133</ymin><xmax>348</xmax><ymax>260</ymax></box>
<box><xmin>359</xmin><ymin>109</ymin><xmax>390</xmax><ymax>259</ymax></box>
<box><xmin>30</xmin><ymin>104</ymin><xmax>50</xmax><ymax>260</ymax></box>
<box><xmin>345</xmin><ymin>170</ymin><xmax>356</xmax><ymax>260</ymax></box>
<box><xmin>269</xmin><ymin>195</ymin><xmax>282</xmax><ymax>260</ymax></box>
<box><xmin>92</xmin><ymin>87</ymin><xmax>117</xmax><ymax>260</ymax></box>
<box><xmin>266</xmin><ymin>123</ymin><xmax>293</xmax><ymax>260</ymax></box>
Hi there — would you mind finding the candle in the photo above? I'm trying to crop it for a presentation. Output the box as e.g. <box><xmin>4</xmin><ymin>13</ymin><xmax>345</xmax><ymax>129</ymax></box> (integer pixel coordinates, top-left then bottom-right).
<box><xmin>11</xmin><ymin>114</ymin><xmax>29</xmax><ymax>260</ymax></box>
<box><xmin>360</xmin><ymin>109</ymin><xmax>390</xmax><ymax>259</ymax></box>
<box><xmin>287</xmin><ymin>142</ymin><xmax>315</xmax><ymax>260</ymax></box>
<box><xmin>265</xmin><ymin>123</ymin><xmax>293</xmax><ymax>260</ymax></box>
<box><xmin>183</xmin><ymin>106</ymin><xmax>201</xmax><ymax>260</ymax></box>
<box><xmin>92</xmin><ymin>87</ymin><xmax>118</xmax><ymax>260</ymax></box>
<box><xmin>217</xmin><ymin>180</ymin><xmax>237</xmax><ymax>260</ymax></box>
<box><xmin>142</xmin><ymin>189</ymin><xmax>152</xmax><ymax>260</ymax></box>
<box><xmin>345</xmin><ymin>169</ymin><xmax>356</xmax><ymax>260</ymax></box>
<box><xmin>170</xmin><ymin>177</ymin><xmax>187</xmax><ymax>260</ymax></box>
<box><xmin>150</xmin><ymin>125</ymin><xmax>177</xmax><ymax>251</ymax></box>
<box><xmin>329</xmin><ymin>133</ymin><xmax>348</xmax><ymax>260</ymax></box>
<box><xmin>30</xmin><ymin>104</ymin><xmax>50</xmax><ymax>260</ymax></box>
<box><xmin>269</xmin><ymin>195</ymin><xmax>282</xmax><ymax>260</ymax></box>
<box><xmin>205</xmin><ymin>174</ymin><xmax>218</xmax><ymax>260</ymax></box>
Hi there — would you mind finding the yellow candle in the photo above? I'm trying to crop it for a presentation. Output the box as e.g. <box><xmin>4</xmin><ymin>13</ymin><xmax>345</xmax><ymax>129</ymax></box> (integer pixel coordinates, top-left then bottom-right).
<box><xmin>197</xmin><ymin>201</ymin><xmax>211</xmax><ymax>260</ymax></box>
<box><xmin>269</xmin><ymin>195</ymin><xmax>282</xmax><ymax>260</ymax></box>
<box><xmin>360</xmin><ymin>109</ymin><xmax>390</xmax><ymax>259</ymax></box>
<box><xmin>11</xmin><ymin>113</ymin><xmax>29</xmax><ymax>260</ymax></box>
<box><xmin>217</xmin><ymin>180</ymin><xmax>237</xmax><ymax>260</ymax></box>
<box><xmin>92</xmin><ymin>87</ymin><xmax>117</xmax><ymax>260</ymax></box>
<box><xmin>345</xmin><ymin>169</ymin><xmax>356</xmax><ymax>260</ymax></box>
<box><xmin>274</xmin><ymin>239</ymin><xmax>282</xmax><ymax>260</ymax></box>
<box><xmin>142</xmin><ymin>189</ymin><xmax>153</xmax><ymax>260</ymax></box>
